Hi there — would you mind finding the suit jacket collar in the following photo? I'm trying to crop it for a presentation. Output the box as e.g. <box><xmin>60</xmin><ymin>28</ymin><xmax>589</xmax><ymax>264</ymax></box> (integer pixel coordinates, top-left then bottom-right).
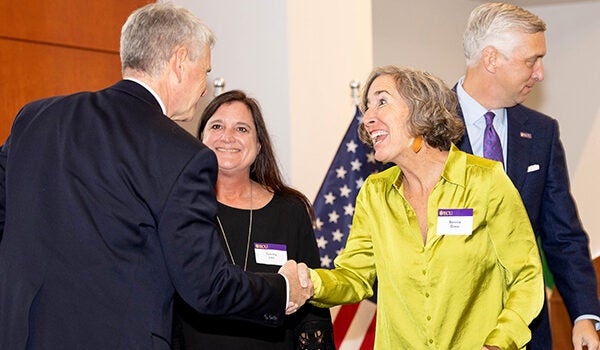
<box><xmin>110</xmin><ymin>80</ymin><xmax>163</xmax><ymax>114</ymax></box>
<box><xmin>453</xmin><ymin>84</ymin><xmax>474</xmax><ymax>154</ymax></box>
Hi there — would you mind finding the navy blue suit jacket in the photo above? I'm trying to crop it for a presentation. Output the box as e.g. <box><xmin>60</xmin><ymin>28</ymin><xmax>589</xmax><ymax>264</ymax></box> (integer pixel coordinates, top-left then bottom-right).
<box><xmin>456</xmin><ymin>100</ymin><xmax>600</xmax><ymax>349</ymax></box>
<box><xmin>0</xmin><ymin>80</ymin><xmax>286</xmax><ymax>349</ymax></box>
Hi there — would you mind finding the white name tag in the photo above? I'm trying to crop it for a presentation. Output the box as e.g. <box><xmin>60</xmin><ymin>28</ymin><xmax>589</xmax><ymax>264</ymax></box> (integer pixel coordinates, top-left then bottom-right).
<box><xmin>436</xmin><ymin>208</ymin><xmax>473</xmax><ymax>236</ymax></box>
<box><xmin>254</xmin><ymin>242</ymin><xmax>288</xmax><ymax>266</ymax></box>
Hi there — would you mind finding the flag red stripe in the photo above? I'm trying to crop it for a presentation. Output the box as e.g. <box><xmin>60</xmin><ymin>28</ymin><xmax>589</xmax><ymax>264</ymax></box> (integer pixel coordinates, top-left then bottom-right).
<box><xmin>359</xmin><ymin>310</ymin><xmax>377</xmax><ymax>350</ymax></box>
<box><xmin>333</xmin><ymin>303</ymin><xmax>360</xmax><ymax>348</ymax></box>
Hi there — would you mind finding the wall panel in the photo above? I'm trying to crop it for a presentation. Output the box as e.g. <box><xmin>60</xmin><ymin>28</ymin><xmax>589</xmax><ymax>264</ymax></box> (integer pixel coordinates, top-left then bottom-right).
<box><xmin>0</xmin><ymin>0</ymin><xmax>153</xmax><ymax>143</ymax></box>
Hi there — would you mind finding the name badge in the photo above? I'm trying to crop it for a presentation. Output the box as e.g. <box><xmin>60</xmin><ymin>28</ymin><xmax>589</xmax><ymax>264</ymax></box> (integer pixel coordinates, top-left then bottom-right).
<box><xmin>436</xmin><ymin>208</ymin><xmax>473</xmax><ymax>235</ymax></box>
<box><xmin>254</xmin><ymin>243</ymin><xmax>288</xmax><ymax>266</ymax></box>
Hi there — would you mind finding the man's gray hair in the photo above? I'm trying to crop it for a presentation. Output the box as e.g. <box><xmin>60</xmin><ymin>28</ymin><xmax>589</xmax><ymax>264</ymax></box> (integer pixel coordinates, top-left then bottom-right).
<box><xmin>463</xmin><ymin>2</ymin><xmax>545</xmax><ymax>66</ymax></box>
<box><xmin>120</xmin><ymin>2</ymin><xmax>215</xmax><ymax>76</ymax></box>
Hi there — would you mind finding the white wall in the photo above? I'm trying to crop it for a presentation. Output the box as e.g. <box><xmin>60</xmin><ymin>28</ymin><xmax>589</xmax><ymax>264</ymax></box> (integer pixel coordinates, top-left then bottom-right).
<box><xmin>372</xmin><ymin>0</ymin><xmax>473</xmax><ymax>83</ymax></box>
<box><xmin>168</xmin><ymin>0</ymin><xmax>291</xmax><ymax>176</ymax></box>
<box><xmin>170</xmin><ymin>0</ymin><xmax>373</xmax><ymax>202</ymax></box>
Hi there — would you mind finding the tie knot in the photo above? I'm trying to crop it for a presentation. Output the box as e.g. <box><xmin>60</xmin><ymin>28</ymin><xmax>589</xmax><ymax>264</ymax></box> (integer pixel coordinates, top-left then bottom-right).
<box><xmin>484</xmin><ymin>111</ymin><xmax>495</xmax><ymax>126</ymax></box>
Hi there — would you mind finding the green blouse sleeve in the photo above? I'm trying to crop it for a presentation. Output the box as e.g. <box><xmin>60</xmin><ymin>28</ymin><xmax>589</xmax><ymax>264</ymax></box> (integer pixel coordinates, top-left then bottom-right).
<box><xmin>310</xmin><ymin>179</ymin><xmax>378</xmax><ymax>308</ymax></box>
<box><xmin>483</xmin><ymin>163</ymin><xmax>545</xmax><ymax>349</ymax></box>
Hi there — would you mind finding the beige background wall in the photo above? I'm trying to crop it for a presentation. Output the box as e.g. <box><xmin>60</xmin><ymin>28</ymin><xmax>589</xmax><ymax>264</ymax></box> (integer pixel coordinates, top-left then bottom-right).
<box><xmin>169</xmin><ymin>0</ymin><xmax>600</xmax><ymax>258</ymax></box>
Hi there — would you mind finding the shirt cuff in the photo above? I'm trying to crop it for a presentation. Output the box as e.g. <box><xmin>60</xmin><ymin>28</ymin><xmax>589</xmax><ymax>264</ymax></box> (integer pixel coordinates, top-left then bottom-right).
<box><xmin>279</xmin><ymin>273</ymin><xmax>290</xmax><ymax>307</ymax></box>
<box><xmin>574</xmin><ymin>314</ymin><xmax>600</xmax><ymax>331</ymax></box>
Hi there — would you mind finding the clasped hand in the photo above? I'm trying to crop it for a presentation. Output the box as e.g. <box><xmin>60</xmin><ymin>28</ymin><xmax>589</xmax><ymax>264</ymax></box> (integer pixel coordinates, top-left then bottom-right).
<box><xmin>278</xmin><ymin>260</ymin><xmax>313</xmax><ymax>315</ymax></box>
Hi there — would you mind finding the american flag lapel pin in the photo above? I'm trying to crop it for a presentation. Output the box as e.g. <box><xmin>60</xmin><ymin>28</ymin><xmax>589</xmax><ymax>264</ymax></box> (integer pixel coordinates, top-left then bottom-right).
<box><xmin>520</xmin><ymin>131</ymin><xmax>532</xmax><ymax>139</ymax></box>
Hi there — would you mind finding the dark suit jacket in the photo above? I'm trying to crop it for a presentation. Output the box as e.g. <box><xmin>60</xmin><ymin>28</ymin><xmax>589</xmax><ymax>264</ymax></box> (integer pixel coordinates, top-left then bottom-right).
<box><xmin>456</xmin><ymin>99</ymin><xmax>600</xmax><ymax>349</ymax></box>
<box><xmin>0</xmin><ymin>80</ymin><xmax>286</xmax><ymax>350</ymax></box>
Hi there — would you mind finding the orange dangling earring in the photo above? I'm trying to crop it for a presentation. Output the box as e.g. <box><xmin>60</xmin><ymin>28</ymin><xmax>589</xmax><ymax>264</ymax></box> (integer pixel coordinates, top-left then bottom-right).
<box><xmin>412</xmin><ymin>135</ymin><xmax>423</xmax><ymax>153</ymax></box>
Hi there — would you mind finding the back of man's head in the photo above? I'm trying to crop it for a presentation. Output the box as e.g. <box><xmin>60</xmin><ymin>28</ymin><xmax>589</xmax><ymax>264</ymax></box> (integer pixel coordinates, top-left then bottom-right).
<box><xmin>120</xmin><ymin>2</ymin><xmax>215</xmax><ymax>77</ymax></box>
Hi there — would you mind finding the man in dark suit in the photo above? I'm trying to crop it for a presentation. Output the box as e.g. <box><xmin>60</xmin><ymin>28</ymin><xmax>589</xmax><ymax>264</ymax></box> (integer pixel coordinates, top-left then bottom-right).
<box><xmin>0</xmin><ymin>3</ymin><xmax>310</xmax><ymax>349</ymax></box>
<box><xmin>455</xmin><ymin>3</ymin><xmax>600</xmax><ymax>350</ymax></box>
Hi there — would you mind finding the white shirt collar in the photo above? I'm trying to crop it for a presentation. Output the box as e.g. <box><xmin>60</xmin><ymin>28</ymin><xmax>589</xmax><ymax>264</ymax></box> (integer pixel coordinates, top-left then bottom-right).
<box><xmin>123</xmin><ymin>77</ymin><xmax>167</xmax><ymax>115</ymax></box>
<box><xmin>456</xmin><ymin>77</ymin><xmax>506</xmax><ymax>125</ymax></box>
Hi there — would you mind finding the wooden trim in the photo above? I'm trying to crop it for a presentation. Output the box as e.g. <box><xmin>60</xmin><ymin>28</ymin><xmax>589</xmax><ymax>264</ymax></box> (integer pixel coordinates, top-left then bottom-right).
<box><xmin>0</xmin><ymin>0</ymin><xmax>153</xmax><ymax>144</ymax></box>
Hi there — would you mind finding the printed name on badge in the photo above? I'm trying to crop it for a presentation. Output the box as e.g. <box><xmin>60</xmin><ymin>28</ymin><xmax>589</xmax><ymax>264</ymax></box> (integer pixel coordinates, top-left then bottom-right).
<box><xmin>254</xmin><ymin>242</ymin><xmax>288</xmax><ymax>266</ymax></box>
<box><xmin>436</xmin><ymin>208</ymin><xmax>474</xmax><ymax>236</ymax></box>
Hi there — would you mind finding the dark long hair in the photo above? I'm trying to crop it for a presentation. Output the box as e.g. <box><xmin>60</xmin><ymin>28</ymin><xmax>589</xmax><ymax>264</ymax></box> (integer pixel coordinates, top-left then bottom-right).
<box><xmin>198</xmin><ymin>90</ymin><xmax>314</xmax><ymax>220</ymax></box>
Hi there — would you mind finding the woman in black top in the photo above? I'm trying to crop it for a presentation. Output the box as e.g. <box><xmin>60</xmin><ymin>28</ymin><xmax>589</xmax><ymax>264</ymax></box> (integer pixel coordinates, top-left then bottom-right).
<box><xmin>172</xmin><ymin>90</ymin><xmax>334</xmax><ymax>350</ymax></box>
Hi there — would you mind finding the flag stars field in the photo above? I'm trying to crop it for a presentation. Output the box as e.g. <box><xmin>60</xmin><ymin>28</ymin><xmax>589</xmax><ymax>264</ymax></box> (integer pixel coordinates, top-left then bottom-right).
<box><xmin>328</xmin><ymin>210</ymin><xmax>340</xmax><ymax>223</ymax></box>
<box><xmin>314</xmin><ymin>217</ymin><xmax>324</xmax><ymax>231</ymax></box>
<box><xmin>320</xmin><ymin>255</ymin><xmax>333</xmax><ymax>268</ymax></box>
<box><xmin>366</xmin><ymin>151</ymin><xmax>377</xmax><ymax>164</ymax></box>
<box><xmin>339</xmin><ymin>185</ymin><xmax>351</xmax><ymax>198</ymax></box>
<box><xmin>355</xmin><ymin>177</ymin><xmax>365</xmax><ymax>189</ymax></box>
<box><xmin>343</xmin><ymin>203</ymin><xmax>355</xmax><ymax>216</ymax></box>
<box><xmin>316</xmin><ymin>235</ymin><xmax>328</xmax><ymax>250</ymax></box>
<box><xmin>332</xmin><ymin>229</ymin><xmax>344</xmax><ymax>242</ymax></box>
<box><xmin>346</xmin><ymin>140</ymin><xmax>358</xmax><ymax>153</ymax></box>
<box><xmin>324</xmin><ymin>192</ymin><xmax>336</xmax><ymax>205</ymax></box>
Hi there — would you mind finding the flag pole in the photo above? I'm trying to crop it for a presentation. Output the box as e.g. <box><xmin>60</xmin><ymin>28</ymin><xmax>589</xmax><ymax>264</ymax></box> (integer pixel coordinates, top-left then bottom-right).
<box><xmin>350</xmin><ymin>80</ymin><xmax>360</xmax><ymax>107</ymax></box>
<box><xmin>213</xmin><ymin>77</ymin><xmax>226</xmax><ymax>97</ymax></box>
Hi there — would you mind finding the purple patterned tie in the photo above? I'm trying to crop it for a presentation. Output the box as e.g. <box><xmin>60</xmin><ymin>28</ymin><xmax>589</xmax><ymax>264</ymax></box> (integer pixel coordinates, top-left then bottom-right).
<box><xmin>483</xmin><ymin>111</ymin><xmax>504</xmax><ymax>164</ymax></box>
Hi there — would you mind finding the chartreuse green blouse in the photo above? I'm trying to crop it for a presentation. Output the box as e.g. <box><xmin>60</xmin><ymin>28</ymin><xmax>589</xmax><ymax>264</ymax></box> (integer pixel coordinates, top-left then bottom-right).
<box><xmin>310</xmin><ymin>145</ymin><xmax>544</xmax><ymax>350</ymax></box>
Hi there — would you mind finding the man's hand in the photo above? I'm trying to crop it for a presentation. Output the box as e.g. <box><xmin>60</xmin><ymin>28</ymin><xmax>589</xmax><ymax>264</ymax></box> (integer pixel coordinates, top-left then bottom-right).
<box><xmin>278</xmin><ymin>260</ymin><xmax>314</xmax><ymax>315</ymax></box>
<box><xmin>573</xmin><ymin>319</ymin><xmax>600</xmax><ymax>350</ymax></box>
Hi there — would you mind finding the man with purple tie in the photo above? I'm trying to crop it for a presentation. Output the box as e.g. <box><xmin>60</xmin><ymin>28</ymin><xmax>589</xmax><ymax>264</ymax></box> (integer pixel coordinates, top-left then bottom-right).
<box><xmin>455</xmin><ymin>3</ymin><xmax>600</xmax><ymax>350</ymax></box>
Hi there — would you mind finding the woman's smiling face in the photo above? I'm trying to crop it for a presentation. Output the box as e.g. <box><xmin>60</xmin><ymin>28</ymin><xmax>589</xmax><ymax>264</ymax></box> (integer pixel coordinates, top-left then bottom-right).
<box><xmin>201</xmin><ymin>101</ymin><xmax>261</xmax><ymax>175</ymax></box>
<box><xmin>362</xmin><ymin>74</ymin><xmax>413</xmax><ymax>164</ymax></box>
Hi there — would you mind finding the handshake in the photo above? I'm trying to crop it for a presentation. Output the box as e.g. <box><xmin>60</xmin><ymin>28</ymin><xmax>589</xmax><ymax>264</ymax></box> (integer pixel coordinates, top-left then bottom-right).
<box><xmin>278</xmin><ymin>260</ymin><xmax>314</xmax><ymax>315</ymax></box>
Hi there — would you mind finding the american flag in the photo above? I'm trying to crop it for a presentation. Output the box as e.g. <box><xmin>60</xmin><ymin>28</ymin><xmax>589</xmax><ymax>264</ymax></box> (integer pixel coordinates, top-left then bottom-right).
<box><xmin>313</xmin><ymin>106</ymin><xmax>391</xmax><ymax>349</ymax></box>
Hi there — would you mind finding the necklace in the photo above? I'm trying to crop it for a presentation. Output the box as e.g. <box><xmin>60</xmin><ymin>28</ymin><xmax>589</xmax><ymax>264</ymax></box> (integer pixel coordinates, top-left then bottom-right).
<box><xmin>216</xmin><ymin>181</ymin><xmax>253</xmax><ymax>271</ymax></box>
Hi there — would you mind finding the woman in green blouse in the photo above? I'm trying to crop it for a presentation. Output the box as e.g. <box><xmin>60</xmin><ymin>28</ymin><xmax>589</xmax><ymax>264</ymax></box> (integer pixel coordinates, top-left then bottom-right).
<box><xmin>309</xmin><ymin>65</ymin><xmax>544</xmax><ymax>350</ymax></box>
